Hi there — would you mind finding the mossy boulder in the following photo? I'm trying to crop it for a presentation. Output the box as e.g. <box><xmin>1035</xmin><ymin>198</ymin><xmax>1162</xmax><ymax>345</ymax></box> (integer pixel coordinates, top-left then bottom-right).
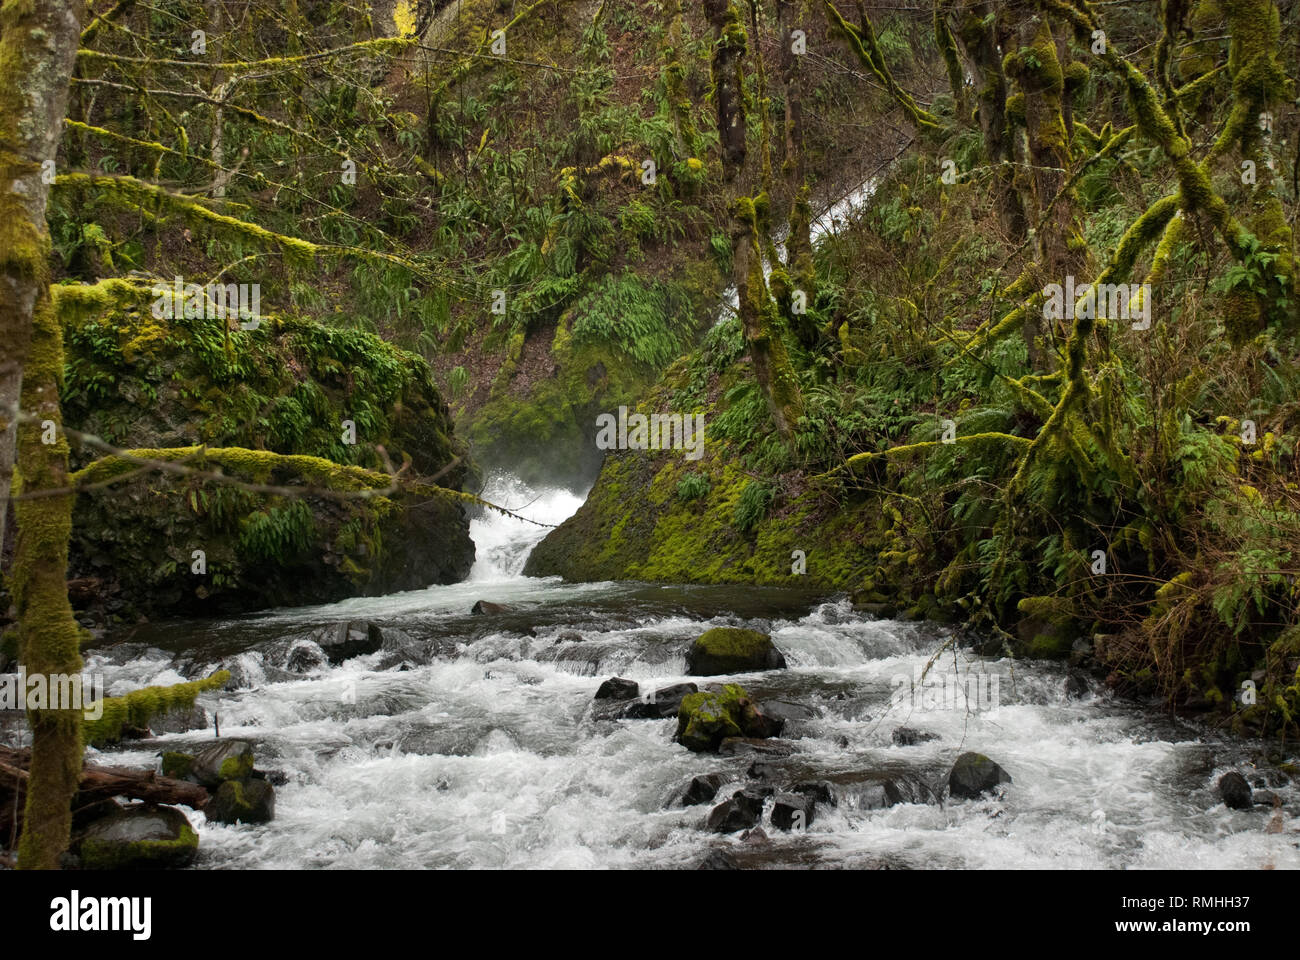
<box><xmin>54</xmin><ymin>284</ymin><xmax>475</xmax><ymax>619</ymax></box>
<box><xmin>675</xmin><ymin>683</ymin><xmax>783</xmax><ymax>753</ymax></box>
<box><xmin>77</xmin><ymin>804</ymin><xmax>199</xmax><ymax>869</ymax></box>
<box><xmin>206</xmin><ymin>778</ymin><xmax>276</xmax><ymax>825</ymax></box>
<box><xmin>190</xmin><ymin>739</ymin><xmax>255</xmax><ymax>787</ymax></box>
<box><xmin>68</xmin><ymin>447</ymin><xmax>474</xmax><ymax>619</ymax></box>
<box><xmin>686</xmin><ymin>627</ymin><xmax>787</xmax><ymax>676</ymax></box>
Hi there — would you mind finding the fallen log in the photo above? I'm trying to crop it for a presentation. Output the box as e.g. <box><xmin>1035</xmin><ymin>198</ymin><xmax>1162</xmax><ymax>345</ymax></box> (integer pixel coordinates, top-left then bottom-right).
<box><xmin>1</xmin><ymin>745</ymin><xmax>209</xmax><ymax>848</ymax></box>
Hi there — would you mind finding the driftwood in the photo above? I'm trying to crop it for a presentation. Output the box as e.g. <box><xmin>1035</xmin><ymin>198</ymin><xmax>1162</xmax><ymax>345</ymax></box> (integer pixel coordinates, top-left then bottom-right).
<box><xmin>1</xmin><ymin>745</ymin><xmax>209</xmax><ymax>849</ymax></box>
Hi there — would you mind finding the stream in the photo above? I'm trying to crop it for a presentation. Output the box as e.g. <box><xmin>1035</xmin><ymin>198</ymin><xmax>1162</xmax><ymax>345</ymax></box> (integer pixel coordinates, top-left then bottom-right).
<box><xmin>80</xmin><ymin>473</ymin><xmax>1300</xmax><ymax>870</ymax></box>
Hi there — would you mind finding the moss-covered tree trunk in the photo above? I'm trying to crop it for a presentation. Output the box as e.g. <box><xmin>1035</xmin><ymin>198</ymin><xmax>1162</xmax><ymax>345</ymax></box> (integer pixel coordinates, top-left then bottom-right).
<box><xmin>0</xmin><ymin>0</ymin><xmax>83</xmax><ymax>566</ymax></box>
<box><xmin>1006</xmin><ymin>10</ymin><xmax>1080</xmax><ymax>368</ymax></box>
<box><xmin>943</xmin><ymin>0</ymin><xmax>1027</xmax><ymax>240</ymax></box>
<box><xmin>0</xmin><ymin>0</ymin><xmax>87</xmax><ymax>869</ymax></box>
<box><xmin>777</xmin><ymin>0</ymin><xmax>818</xmax><ymax>348</ymax></box>
<box><xmin>706</xmin><ymin>0</ymin><xmax>803</xmax><ymax>441</ymax></box>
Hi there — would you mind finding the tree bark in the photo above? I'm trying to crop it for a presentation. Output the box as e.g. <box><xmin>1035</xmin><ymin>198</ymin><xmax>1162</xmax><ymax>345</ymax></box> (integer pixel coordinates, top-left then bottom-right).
<box><xmin>0</xmin><ymin>0</ymin><xmax>83</xmax><ymax>564</ymax></box>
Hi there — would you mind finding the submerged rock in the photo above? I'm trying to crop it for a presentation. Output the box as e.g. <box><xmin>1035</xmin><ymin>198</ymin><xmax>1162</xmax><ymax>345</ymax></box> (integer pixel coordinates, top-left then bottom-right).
<box><xmin>685</xmin><ymin>627</ymin><xmax>787</xmax><ymax>676</ymax></box>
<box><xmin>948</xmin><ymin>752</ymin><xmax>1013</xmax><ymax>799</ymax></box>
<box><xmin>1217</xmin><ymin>772</ymin><xmax>1253</xmax><ymax>810</ymax></box>
<box><xmin>717</xmin><ymin>738</ymin><xmax>794</xmax><ymax>758</ymax></box>
<box><xmin>77</xmin><ymin>804</ymin><xmax>198</xmax><ymax>869</ymax></box>
<box><xmin>675</xmin><ymin>684</ymin><xmax>784</xmax><ymax>752</ymax></box>
<box><xmin>892</xmin><ymin>726</ymin><xmax>939</xmax><ymax>746</ymax></box>
<box><xmin>790</xmin><ymin>780</ymin><xmax>837</xmax><ymax>807</ymax></box>
<box><xmin>471</xmin><ymin>600</ymin><xmax>510</xmax><ymax>615</ymax></box>
<box><xmin>697</xmin><ymin>849</ymin><xmax>741</xmax><ymax>870</ymax></box>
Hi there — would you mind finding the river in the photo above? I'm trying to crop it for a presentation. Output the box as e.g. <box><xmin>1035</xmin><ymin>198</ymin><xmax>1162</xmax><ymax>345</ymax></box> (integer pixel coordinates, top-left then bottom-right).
<box><xmin>81</xmin><ymin>473</ymin><xmax>1298</xmax><ymax>869</ymax></box>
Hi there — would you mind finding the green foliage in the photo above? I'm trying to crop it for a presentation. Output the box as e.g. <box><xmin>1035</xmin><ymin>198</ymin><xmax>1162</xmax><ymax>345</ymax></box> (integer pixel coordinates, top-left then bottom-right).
<box><xmin>733</xmin><ymin>480</ymin><xmax>775</xmax><ymax>534</ymax></box>
<box><xmin>569</xmin><ymin>272</ymin><xmax>693</xmax><ymax>368</ymax></box>
<box><xmin>676</xmin><ymin>472</ymin><xmax>710</xmax><ymax>501</ymax></box>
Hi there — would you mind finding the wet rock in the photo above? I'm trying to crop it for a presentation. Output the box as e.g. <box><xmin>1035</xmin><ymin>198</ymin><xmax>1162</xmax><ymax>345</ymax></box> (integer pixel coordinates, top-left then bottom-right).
<box><xmin>286</xmin><ymin>639</ymin><xmax>327</xmax><ymax>673</ymax></box>
<box><xmin>772</xmin><ymin>792</ymin><xmax>816</xmax><ymax>831</ymax></box>
<box><xmin>206</xmin><ymin>778</ymin><xmax>276</xmax><ymax>825</ymax></box>
<box><xmin>892</xmin><ymin>726</ymin><xmax>939</xmax><ymax>746</ymax></box>
<box><xmin>747</xmin><ymin>761</ymin><xmax>780</xmax><ymax>780</ymax></box>
<box><xmin>594</xmin><ymin>677</ymin><xmax>639</xmax><ymax>701</ymax></box>
<box><xmin>706</xmin><ymin>787</ymin><xmax>768</xmax><ymax>833</ymax></box>
<box><xmin>1217</xmin><ymin>772</ymin><xmax>1253</xmax><ymax>810</ymax></box>
<box><xmin>1253</xmin><ymin>789</ymin><xmax>1281</xmax><ymax>807</ymax></box>
<box><xmin>948</xmin><ymin>752</ymin><xmax>1013</xmax><ymax>799</ymax></box>
<box><xmin>149</xmin><ymin>702</ymin><xmax>208</xmax><ymax>735</ymax></box>
<box><xmin>309</xmin><ymin>621</ymin><xmax>382</xmax><ymax>663</ymax></box>
<box><xmin>554</xmin><ymin>631</ymin><xmax>584</xmax><ymax>644</ymax></box>
<box><xmin>190</xmin><ymin>739</ymin><xmax>255</xmax><ymax>787</ymax></box>
<box><xmin>1063</xmin><ymin>672</ymin><xmax>1090</xmax><ymax>699</ymax></box>
<box><xmin>77</xmin><ymin>804</ymin><xmax>198</xmax><ymax>869</ymax></box>
<box><xmin>850</xmin><ymin>773</ymin><xmax>939</xmax><ymax>809</ymax></box>
<box><xmin>680</xmin><ymin>773</ymin><xmax>728</xmax><ymax>806</ymax></box>
<box><xmin>374</xmin><ymin>628</ymin><xmax>431</xmax><ymax>670</ymax></box>
<box><xmin>697</xmin><ymin>849</ymin><xmax>740</xmax><ymax>870</ymax></box>
<box><xmin>686</xmin><ymin>627</ymin><xmax>787</xmax><ymax>676</ymax></box>
<box><xmin>740</xmin><ymin>826</ymin><xmax>768</xmax><ymax>844</ymax></box>
<box><xmin>675</xmin><ymin>684</ymin><xmax>784</xmax><ymax>752</ymax></box>
<box><xmin>790</xmin><ymin>780</ymin><xmax>837</xmax><ymax>807</ymax></box>
<box><xmin>717</xmin><ymin>738</ymin><xmax>794</xmax><ymax>758</ymax></box>
<box><xmin>470</xmin><ymin>601</ymin><xmax>510</xmax><ymax>615</ymax></box>
<box><xmin>160</xmin><ymin>751</ymin><xmax>194</xmax><ymax>780</ymax></box>
<box><xmin>620</xmin><ymin>682</ymin><xmax>698</xmax><ymax>719</ymax></box>
<box><xmin>252</xmin><ymin>768</ymin><xmax>290</xmax><ymax>787</ymax></box>
<box><xmin>758</xmin><ymin>700</ymin><xmax>817</xmax><ymax>722</ymax></box>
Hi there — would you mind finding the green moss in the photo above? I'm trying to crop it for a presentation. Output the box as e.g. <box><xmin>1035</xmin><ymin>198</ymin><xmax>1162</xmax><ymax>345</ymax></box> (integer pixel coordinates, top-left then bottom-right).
<box><xmin>218</xmin><ymin>753</ymin><xmax>254</xmax><ymax>782</ymax></box>
<box><xmin>83</xmin><ymin>671</ymin><xmax>229</xmax><ymax>747</ymax></box>
<box><xmin>80</xmin><ymin>823</ymin><xmax>198</xmax><ymax>870</ymax></box>
<box><xmin>160</xmin><ymin>751</ymin><xmax>194</xmax><ymax>780</ymax></box>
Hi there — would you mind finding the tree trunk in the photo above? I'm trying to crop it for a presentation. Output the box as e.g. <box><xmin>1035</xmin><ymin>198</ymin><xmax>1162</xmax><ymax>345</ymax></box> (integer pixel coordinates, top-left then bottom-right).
<box><xmin>0</xmin><ymin>0</ymin><xmax>82</xmax><ymax>565</ymax></box>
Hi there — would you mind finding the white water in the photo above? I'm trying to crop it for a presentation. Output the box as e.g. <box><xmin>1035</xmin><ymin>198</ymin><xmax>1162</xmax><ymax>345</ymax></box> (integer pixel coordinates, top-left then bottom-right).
<box><xmin>78</xmin><ymin>476</ymin><xmax>1299</xmax><ymax>869</ymax></box>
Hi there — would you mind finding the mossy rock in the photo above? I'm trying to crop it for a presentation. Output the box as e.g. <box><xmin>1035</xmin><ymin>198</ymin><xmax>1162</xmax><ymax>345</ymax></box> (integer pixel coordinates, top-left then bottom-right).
<box><xmin>206</xmin><ymin>779</ymin><xmax>276</xmax><ymax>825</ymax></box>
<box><xmin>160</xmin><ymin>751</ymin><xmax>194</xmax><ymax>780</ymax></box>
<box><xmin>190</xmin><ymin>739</ymin><xmax>255</xmax><ymax>787</ymax></box>
<box><xmin>77</xmin><ymin>804</ymin><xmax>199</xmax><ymax>870</ymax></box>
<box><xmin>685</xmin><ymin>627</ymin><xmax>787</xmax><ymax>676</ymax></box>
<box><xmin>674</xmin><ymin>683</ymin><xmax>783</xmax><ymax>753</ymax></box>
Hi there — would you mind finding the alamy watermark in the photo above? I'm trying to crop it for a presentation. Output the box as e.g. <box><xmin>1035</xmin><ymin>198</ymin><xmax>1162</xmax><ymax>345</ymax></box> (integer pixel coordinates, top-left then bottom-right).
<box><xmin>0</xmin><ymin>669</ymin><xmax>105</xmax><ymax>720</ymax></box>
<box><xmin>152</xmin><ymin>276</ymin><xmax>262</xmax><ymax>330</ymax></box>
<box><xmin>890</xmin><ymin>666</ymin><xmax>1001</xmax><ymax>712</ymax></box>
<box><xmin>595</xmin><ymin>406</ymin><xmax>705</xmax><ymax>460</ymax></box>
<box><xmin>1042</xmin><ymin>275</ymin><xmax>1152</xmax><ymax>330</ymax></box>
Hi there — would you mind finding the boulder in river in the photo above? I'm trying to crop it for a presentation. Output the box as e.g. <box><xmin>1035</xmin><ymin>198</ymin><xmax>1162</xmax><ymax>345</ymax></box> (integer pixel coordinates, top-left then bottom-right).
<box><xmin>892</xmin><ymin>726</ymin><xmax>939</xmax><ymax>746</ymax></box>
<box><xmin>790</xmin><ymin>780</ymin><xmax>837</xmax><ymax>807</ymax></box>
<box><xmin>594</xmin><ymin>677</ymin><xmax>639</xmax><ymax>701</ymax></box>
<box><xmin>310</xmin><ymin>621</ymin><xmax>383</xmax><ymax>664</ymax></box>
<box><xmin>686</xmin><ymin>627</ymin><xmax>787</xmax><ymax>676</ymax></box>
<box><xmin>697</xmin><ymin>849</ymin><xmax>741</xmax><ymax>869</ymax></box>
<box><xmin>619</xmin><ymin>682</ymin><xmax>698</xmax><ymax>719</ymax></box>
<box><xmin>190</xmin><ymin>739</ymin><xmax>255</xmax><ymax>787</ymax></box>
<box><xmin>948</xmin><ymin>752</ymin><xmax>1013</xmax><ymax>799</ymax></box>
<box><xmin>206</xmin><ymin>778</ymin><xmax>276</xmax><ymax>825</ymax></box>
<box><xmin>675</xmin><ymin>684</ymin><xmax>784</xmax><ymax>752</ymax></box>
<box><xmin>771</xmin><ymin>792</ymin><xmax>816</xmax><ymax>831</ymax></box>
<box><xmin>717</xmin><ymin>737</ymin><xmax>794</xmax><ymax>758</ymax></box>
<box><xmin>1217</xmin><ymin>772</ymin><xmax>1253</xmax><ymax>810</ymax></box>
<box><xmin>77</xmin><ymin>804</ymin><xmax>198</xmax><ymax>869</ymax></box>
<box><xmin>471</xmin><ymin>600</ymin><xmax>510</xmax><ymax>615</ymax></box>
<box><xmin>706</xmin><ymin>786</ymin><xmax>769</xmax><ymax>832</ymax></box>
<box><xmin>680</xmin><ymin>773</ymin><xmax>728</xmax><ymax>806</ymax></box>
